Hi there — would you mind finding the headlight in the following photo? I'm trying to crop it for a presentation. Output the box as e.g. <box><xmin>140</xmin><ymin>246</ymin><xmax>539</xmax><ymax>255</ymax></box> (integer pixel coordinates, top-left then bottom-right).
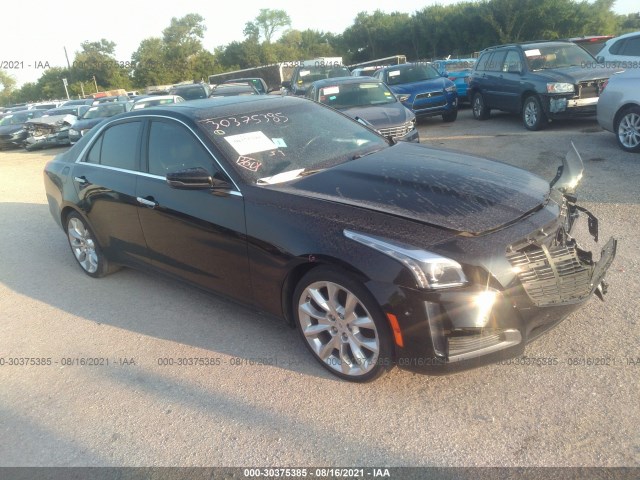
<box><xmin>547</xmin><ymin>82</ymin><xmax>574</xmax><ymax>93</ymax></box>
<box><xmin>445</xmin><ymin>85</ymin><xmax>457</xmax><ymax>92</ymax></box>
<box><xmin>397</xmin><ymin>94</ymin><xmax>410</xmax><ymax>102</ymax></box>
<box><xmin>69</xmin><ymin>129</ymin><xmax>78</xmax><ymax>136</ymax></box>
<box><xmin>344</xmin><ymin>230</ymin><xmax>468</xmax><ymax>290</ymax></box>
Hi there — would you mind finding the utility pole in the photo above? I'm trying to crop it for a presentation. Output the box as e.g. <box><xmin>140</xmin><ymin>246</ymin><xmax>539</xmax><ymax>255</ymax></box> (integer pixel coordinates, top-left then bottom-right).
<box><xmin>93</xmin><ymin>75</ymin><xmax>98</xmax><ymax>93</ymax></box>
<box><xmin>63</xmin><ymin>47</ymin><xmax>71</xmax><ymax>69</ymax></box>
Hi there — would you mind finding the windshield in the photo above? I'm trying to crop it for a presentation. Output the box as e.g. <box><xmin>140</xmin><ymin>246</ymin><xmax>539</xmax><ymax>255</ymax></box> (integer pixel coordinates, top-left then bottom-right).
<box><xmin>198</xmin><ymin>101</ymin><xmax>388</xmax><ymax>184</ymax></box>
<box><xmin>172</xmin><ymin>86</ymin><xmax>207</xmax><ymax>100</ymax></box>
<box><xmin>45</xmin><ymin>108</ymin><xmax>77</xmax><ymax>116</ymax></box>
<box><xmin>318</xmin><ymin>82</ymin><xmax>396</xmax><ymax>109</ymax></box>
<box><xmin>0</xmin><ymin>113</ymin><xmax>30</xmax><ymax>125</ymax></box>
<box><xmin>133</xmin><ymin>98</ymin><xmax>176</xmax><ymax>109</ymax></box>
<box><xmin>82</xmin><ymin>104</ymin><xmax>126</xmax><ymax>119</ymax></box>
<box><xmin>296</xmin><ymin>65</ymin><xmax>351</xmax><ymax>89</ymax></box>
<box><xmin>440</xmin><ymin>60</ymin><xmax>476</xmax><ymax>73</ymax></box>
<box><xmin>385</xmin><ymin>64</ymin><xmax>441</xmax><ymax>85</ymax></box>
<box><xmin>524</xmin><ymin>44</ymin><xmax>595</xmax><ymax>70</ymax></box>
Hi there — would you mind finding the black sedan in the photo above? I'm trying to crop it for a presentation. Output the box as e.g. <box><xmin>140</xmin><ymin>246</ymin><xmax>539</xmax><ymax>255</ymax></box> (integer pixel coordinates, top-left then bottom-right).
<box><xmin>306</xmin><ymin>76</ymin><xmax>419</xmax><ymax>142</ymax></box>
<box><xmin>43</xmin><ymin>96</ymin><xmax>616</xmax><ymax>382</ymax></box>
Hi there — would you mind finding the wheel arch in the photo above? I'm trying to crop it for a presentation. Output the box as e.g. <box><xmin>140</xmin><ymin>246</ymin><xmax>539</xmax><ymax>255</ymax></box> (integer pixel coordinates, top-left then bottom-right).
<box><xmin>613</xmin><ymin>102</ymin><xmax>640</xmax><ymax>129</ymax></box>
<box><xmin>520</xmin><ymin>90</ymin><xmax>540</xmax><ymax>113</ymax></box>
<box><xmin>280</xmin><ymin>255</ymin><xmax>371</xmax><ymax>327</ymax></box>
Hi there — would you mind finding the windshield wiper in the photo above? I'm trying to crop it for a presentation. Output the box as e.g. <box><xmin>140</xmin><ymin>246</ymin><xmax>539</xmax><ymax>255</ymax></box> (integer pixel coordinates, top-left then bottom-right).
<box><xmin>351</xmin><ymin>147</ymin><xmax>387</xmax><ymax>160</ymax></box>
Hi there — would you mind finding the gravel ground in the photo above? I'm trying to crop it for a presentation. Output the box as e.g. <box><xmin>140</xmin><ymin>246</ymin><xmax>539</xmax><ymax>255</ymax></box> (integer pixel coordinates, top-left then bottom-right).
<box><xmin>0</xmin><ymin>108</ymin><xmax>638</xmax><ymax>469</ymax></box>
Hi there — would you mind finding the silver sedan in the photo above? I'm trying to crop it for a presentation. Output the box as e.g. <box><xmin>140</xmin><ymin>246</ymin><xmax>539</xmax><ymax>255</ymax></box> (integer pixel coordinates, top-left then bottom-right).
<box><xmin>597</xmin><ymin>69</ymin><xmax>640</xmax><ymax>153</ymax></box>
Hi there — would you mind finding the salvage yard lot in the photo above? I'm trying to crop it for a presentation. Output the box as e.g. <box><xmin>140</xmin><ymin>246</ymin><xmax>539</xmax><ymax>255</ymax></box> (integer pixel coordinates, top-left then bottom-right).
<box><xmin>0</xmin><ymin>108</ymin><xmax>638</xmax><ymax>467</ymax></box>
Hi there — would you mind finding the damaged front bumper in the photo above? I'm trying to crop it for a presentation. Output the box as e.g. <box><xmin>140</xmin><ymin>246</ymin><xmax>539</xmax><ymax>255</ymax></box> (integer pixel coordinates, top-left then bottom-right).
<box><xmin>386</xmin><ymin>144</ymin><xmax>617</xmax><ymax>374</ymax></box>
<box><xmin>24</xmin><ymin>114</ymin><xmax>76</xmax><ymax>151</ymax></box>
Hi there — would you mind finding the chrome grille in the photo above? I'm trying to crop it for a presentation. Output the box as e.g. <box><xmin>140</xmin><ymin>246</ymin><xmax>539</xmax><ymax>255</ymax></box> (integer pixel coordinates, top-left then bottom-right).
<box><xmin>577</xmin><ymin>79</ymin><xmax>607</xmax><ymax>99</ymax></box>
<box><xmin>415</xmin><ymin>91</ymin><xmax>444</xmax><ymax>101</ymax></box>
<box><xmin>507</xmin><ymin>244</ymin><xmax>594</xmax><ymax>306</ymax></box>
<box><xmin>377</xmin><ymin>121</ymin><xmax>414</xmax><ymax>138</ymax></box>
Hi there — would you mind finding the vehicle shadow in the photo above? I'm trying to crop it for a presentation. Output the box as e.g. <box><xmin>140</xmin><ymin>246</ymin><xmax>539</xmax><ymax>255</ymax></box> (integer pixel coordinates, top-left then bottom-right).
<box><xmin>0</xmin><ymin>202</ymin><xmax>350</xmax><ymax>382</ymax></box>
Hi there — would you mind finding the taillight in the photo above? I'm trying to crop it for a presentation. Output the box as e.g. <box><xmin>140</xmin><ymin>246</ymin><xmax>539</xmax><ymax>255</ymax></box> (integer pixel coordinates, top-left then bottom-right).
<box><xmin>600</xmin><ymin>79</ymin><xmax>609</xmax><ymax>92</ymax></box>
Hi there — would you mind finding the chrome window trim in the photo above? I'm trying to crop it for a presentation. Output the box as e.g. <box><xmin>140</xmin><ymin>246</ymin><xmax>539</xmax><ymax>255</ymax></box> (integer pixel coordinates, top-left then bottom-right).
<box><xmin>73</xmin><ymin>114</ymin><xmax>243</xmax><ymax>195</ymax></box>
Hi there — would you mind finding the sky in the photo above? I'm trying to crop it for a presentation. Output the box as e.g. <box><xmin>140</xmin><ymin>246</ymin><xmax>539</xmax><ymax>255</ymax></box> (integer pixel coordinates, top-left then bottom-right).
<box><xmin>1</xmin><ymin>0</ymin><xmax>637</xmax><ymax>87</ymax></box>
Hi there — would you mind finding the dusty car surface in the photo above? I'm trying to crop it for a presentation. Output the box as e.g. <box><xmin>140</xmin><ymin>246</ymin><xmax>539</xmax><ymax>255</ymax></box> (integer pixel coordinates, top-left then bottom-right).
<box><xmin>43</xmin><ymin>96</ymin><xmax>616</xmax><ymax>382</ymax></box>
<box><xmin>306</xmin><ymin>76</ymin><xmax>418</xmax><ymax>142</ymax></box>
<box><xmin>597</xmin><ymin>69</ymin><xmax>640</xmax><ymax>152</ymax></box>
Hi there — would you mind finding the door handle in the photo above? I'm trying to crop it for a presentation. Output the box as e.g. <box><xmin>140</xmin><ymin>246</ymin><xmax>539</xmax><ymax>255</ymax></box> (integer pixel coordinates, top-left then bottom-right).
<box><xmin>137</xmin><ymin>196</ymin><xmax>158</xmax><ymax>208</ymax></box>
<box><xmin>73</xmin><ymin>176</ymin><xmax>88</xmax><ymax>185</ymax></box>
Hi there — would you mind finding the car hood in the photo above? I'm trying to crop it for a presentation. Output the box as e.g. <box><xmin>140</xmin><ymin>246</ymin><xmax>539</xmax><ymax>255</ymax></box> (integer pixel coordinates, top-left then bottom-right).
<box><xmin>286</xmin><ymin>142</ymin><xmax>551</xmax><ymax>235</ymax></box>
<box><xmin>0</xmin><ymin>125</ymin><xmax>25</xmax><ymax>134</ymax></box>
<box><xmin>339</xmin><ymin>103</ymin><xmax>413</xmax><ymax>129</ymax></box>
<box><xmin>532</xmin><ymin>65</ymin><xmax>621</xmax><ymax>82</ymax></box>
<box><xmin>26</xmin><ymin>114</ymin><xmax>77</xmax><ymax>131</ymax></box>
<box><xmin>389</xmin><ymin>77</ymin><xmax>448</xmax><ymax>94</ymax></box>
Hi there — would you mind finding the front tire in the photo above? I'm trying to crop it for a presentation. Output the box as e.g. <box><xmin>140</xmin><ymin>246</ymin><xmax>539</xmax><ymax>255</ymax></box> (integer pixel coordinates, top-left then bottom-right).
<box><xmin>293</xmin><ymin>266</ymin><xmax>393</xmax><ymax>382</ymax></box>
<box><xmin>472</xmin><ymin>92</ymin><xmax>490</xmax><ymax>120</ymax></box>
<box><xmin>442</xmin><ymin>109</ymin><xmax>458</xmax><ymax>122</ymax></box>
<box><xmin>615</xmin><ymin>106</ymin><xmax>640</xmax><ymax>153</ymax></box>
<box><xmin>522</xmin><ymin>95</ymin><xmax>547</xmax><ymax>131</ymax></box>
<box><xmin>65</xmin><ymin>212</ymin><xmax>117</xmax><ymax>278</ymax></box>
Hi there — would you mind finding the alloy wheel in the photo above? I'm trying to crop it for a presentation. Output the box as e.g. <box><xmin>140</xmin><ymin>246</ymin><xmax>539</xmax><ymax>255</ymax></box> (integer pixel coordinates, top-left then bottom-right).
<box><xmin>618</xmin><ymin>111</ymin><xmax>640</xmax><ymax>150</ymax></box>
<box><xmin>67</xmin><ymin>217</ymin><xmax>99</xmax><ymax>273</ymax></box>
<box><xmin>297</xmin><ymin>280</ymin><xmax>381</xmax><ymax>377</ymax></box>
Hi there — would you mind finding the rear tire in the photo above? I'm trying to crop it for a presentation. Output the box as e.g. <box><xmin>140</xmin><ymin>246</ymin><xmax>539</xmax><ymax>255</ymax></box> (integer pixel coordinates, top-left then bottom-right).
<box><xmin>65</xmin><ymin>211</ymin><xmax>118</xmax><ymax>278</ymax></box>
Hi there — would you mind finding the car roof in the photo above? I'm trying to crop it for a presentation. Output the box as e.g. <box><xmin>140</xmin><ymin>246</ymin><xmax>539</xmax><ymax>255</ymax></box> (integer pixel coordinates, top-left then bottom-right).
<box><xmin>118</xmin><ymin>96</ymin><xmax>304</xmax><ymax>122</ymax></box>
<box><xmin>479</xmin><ymin>40</ymin><xmax>576</xmax><ymax>53</ymax></box>
<box><xmin>607</xmin><ymin>30</ymin><xmax>640</xmax><ymax>41</ymax></box>
<box><xmin>134</xmin><ymin>95</ymin><xmax>179</xmax><ymax>102</ymax></box>
<box><xmin>310</xmin><ymin>76</ymin><xmax>382</xmax><ymax>88</ymax></box>
<box><xmin>90</xmin><ymin>100</ymin><xmax>131</xmax><ymax>108</ymax></box>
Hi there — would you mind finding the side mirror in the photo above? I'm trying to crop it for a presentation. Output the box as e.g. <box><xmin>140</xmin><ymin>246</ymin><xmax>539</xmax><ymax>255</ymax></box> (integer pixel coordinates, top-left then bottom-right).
<box><xmin>596</xmin><ymin>56</ymin><xmax>604</xmax><ymax>64</ymax></box>
<box><xmin>166</xmin><ymin>167</ymin><xmax>214</xmax><ymax>190</ymax></box>
<box><xmin>281</xmin><ymin>80</ymin><xmax>292</xmax><ymax>89</ymax></box>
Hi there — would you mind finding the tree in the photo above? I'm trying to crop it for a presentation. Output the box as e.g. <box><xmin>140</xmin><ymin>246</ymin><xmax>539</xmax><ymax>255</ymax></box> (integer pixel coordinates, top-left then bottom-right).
<box><xmin>0</xmin><ymin>70</ymin><xmax>16</xmax><ymax>106</ymax></box>
<box><xmin>72</xmin><ymin>38</ymin><xmax>132</xmax><ymax>91</ymax></box>
<box><xmin>162</xmin><ymin>13</ymin><xmax>208</xmax><ymax>82</ymax></box>
<box><xmin>244</xmin><ymin>9</ymin><xmax>291</xmax><ymax>43</ymax></box>
<box><xmin>342</xmin><ymin>11</ymin><xmax>414</xmax><ymax>63</ymax></box>
<box><xmin>132</xmin><ymin>38</ymin><xmax>173</xmax><ymax>87</ymax></box>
